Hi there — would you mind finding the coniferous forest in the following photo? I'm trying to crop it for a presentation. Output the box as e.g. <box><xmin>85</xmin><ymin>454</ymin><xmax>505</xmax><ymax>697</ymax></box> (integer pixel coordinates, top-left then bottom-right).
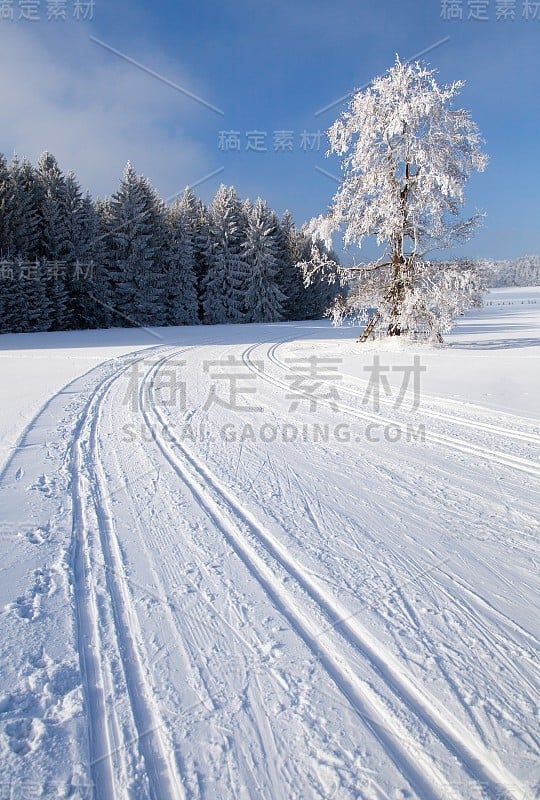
<box><xmin>0</xmin><ymin>152</ymin><xmax>339</xmax><ymax>334</ymax></box>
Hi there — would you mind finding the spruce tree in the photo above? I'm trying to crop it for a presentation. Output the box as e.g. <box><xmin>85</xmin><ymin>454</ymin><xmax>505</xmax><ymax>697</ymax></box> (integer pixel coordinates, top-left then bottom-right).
<box><xmin>36</xmin><ymin>152</ymin><xmax>70</xmax><ymax>330</ymax></box>
<box><xmin>274</xmin><ymin>210</ymin><xmax>298</xmax><ymax>320</ymax></box>
<box><xmin>1</xmin><ymin>158</ymin><xmax>49</xmax><ymax>332</ymax></box>
<box><xmin>177</xmin><ymin>188</ymin><xmax>211</xmax><ymax>321</ymax></box>
<box><xmin>0</xmin><ymin>155</ymin><xmax>10</xmax><ymax>257</ymax></box>
<box><xmin>166</xmin><ymin>199</ymin><xmax>199</xmax><ymax>325</ymax></box>
<box><xmin>90</xmin><ymin>197</ymin><xmax>115</xmax><ymax>328</ymax></box>
<box><xmin>6</xmin><ymin>157</ymin><xmax>42</xmax><ymax>261</ymax></box>
<box><xmin>106</xmin><ymin>163</ymin><xmax>166</xmax><ymax>328</ymax></box>
<box><xmin>0</xmin><ymin>149</ymin><xmax>336</xmax><ymax>333</ymax></box>
<box><xmin>67</xmin><ymin>191</ymin><xmax>106</xmax><ymax>329</ymax></box>
<box><xmin>243</xmin><ymin>198</ymin><xmax>285</xmax><ymax>323</ymax></box>
<box><xmin>203</xmin><ymin>185</ymin><xmax>249</xmax><ymax>324</ymax></box>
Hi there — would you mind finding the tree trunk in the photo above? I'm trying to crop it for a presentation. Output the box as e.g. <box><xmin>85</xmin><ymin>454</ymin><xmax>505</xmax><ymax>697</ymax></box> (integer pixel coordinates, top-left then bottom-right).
<box><xmin>387</xmin><ymin>255</ymin><xmax>404</xmax><ymax>336</ymax></box>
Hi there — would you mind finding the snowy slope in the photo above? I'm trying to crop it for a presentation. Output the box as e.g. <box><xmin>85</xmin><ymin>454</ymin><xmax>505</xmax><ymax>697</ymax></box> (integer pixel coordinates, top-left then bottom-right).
<box><xmin>0</xmin><ymin>288</ymin><xmax>538</xmax><ymax>799</ymax></box>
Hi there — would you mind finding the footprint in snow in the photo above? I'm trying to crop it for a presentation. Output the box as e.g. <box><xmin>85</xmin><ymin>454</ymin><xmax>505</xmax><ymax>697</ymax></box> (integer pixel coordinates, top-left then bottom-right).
<box><xmin>23</xmin><ymin>524</ymin><xmax>51</xmax><ymax>545</ymax></box>
<box><xmin>4</xmin><ymin>717</ymin><xmax>42</xmax><ymax>756</ymax></box>
<box><xmin>5</xmin><ymin>568</ymin><xmax>56</xmax><ymax>622</ymax></box>
<box><xmin>31</xmin><ymin>474</ymin><xmax>53</xmax><ymax>497</ymax></box>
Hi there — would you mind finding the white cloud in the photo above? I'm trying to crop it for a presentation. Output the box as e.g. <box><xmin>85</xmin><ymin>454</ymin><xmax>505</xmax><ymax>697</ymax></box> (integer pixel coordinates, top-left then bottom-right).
<box><xmin>0</xmin><ymin>23</ymin><xmax>219</xmax><ymax>198</ymax></box>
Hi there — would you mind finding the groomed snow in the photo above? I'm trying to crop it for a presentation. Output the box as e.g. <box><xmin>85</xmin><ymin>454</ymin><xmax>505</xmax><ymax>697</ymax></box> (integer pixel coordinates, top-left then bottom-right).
<box><xmin>0</xmin><ymin>287</ymin><xmax>538</xmax><ymax>799</ymax></box>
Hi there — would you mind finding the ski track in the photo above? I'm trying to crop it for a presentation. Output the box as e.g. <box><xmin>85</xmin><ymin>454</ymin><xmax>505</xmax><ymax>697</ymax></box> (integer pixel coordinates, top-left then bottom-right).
<box><xmin>140</xmin><ymin>356</ymin><xmax>458</xmax><ymax>800</ymax></box>
<box><xmin>105</xmin><ymin>359</ymin><xmax>295</xmax><ymax>797</ymax></box>
<box><xmin>138</xmin><ymin>347</ymin><xmax>531</xmax><ymax>800</ymax></box>
<box><xmin>241</xmin><ymin>341</ymin><xmax>540</xmax><ymax>478</ymax></box>
<box><xmin>235</xmin><ymin>339</ymin><xmax>538</xmax><ymax>745</ymax></box>
<box><xmin>70</xmin><ymin>345</ymin><xmax>190</xmax><ymax>799</ymax></box>
<box><xmin>0</xmin><ymin>344</ymin><xmax>177</xmax><ymax>798</ymax></box>
<box><xmin>268</xmin><ymin>340</ymin><xmax>540</xmax><ymax>445</ymax></box>
<box><xmin>2</xmin><ymin>320</ymin><xmax>537</xmax><ymax>799</ymax></box>
<box><xmin>103</xmin><ymin>340</ymin><xmax>390</xmax><ymax>798</ymax></box>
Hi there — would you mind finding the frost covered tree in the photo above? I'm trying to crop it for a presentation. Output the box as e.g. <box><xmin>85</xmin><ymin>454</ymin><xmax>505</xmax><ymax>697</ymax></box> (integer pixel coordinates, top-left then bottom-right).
<box><xmin>165</xmin><ymin>198</ymin><xmax>199</xmax><ymax>325</ymax></box>
<box><xmin>0</xmin><ymin>258</ymin><xmax>50</xmax><ymax>334</ymax></box>
<box><xmin>302</xmin><ymin>236</ymin><xmax>342</xmax><ymax>320</ymax></box>
<box><xmin>61</xmin><ymin>171</ymin><xmax>88</xmax><ymax>328</ymax></box>
<box><xmin>307</xmin><ymin>57</ymin><xmax>488</xmax><ymax>342</ymax></box>
<box><xmin>0</xmin><ymin>155</ymin><xmax>10</xmax><ymax>256</ymax></box>
<box><xmin>36</xmin><ymin>152</ymin><xmax>72</xmax><ymax>329</ymax></box>
<box><xmin>67</xmin><ymin>191</ymin><xmax>106</xmax><ymax>329</ymax></box>
<box><xmin>37</xmin><ymin>152</ymin><xmax>69</xmax><ymax>261</ymax></box>
<box><xmin>0</xmin><ymin>148</ymin><xmax>346</xmax><ymax>333</ymax></box>
<box><xmin>104</xmin><ymin>163</ymin><xmax>166</xmax><ymax>327</ymax></box>
<box><xmin>90</xmin><ymin>197</ymin><xmax>116</xmax><ymax>327</ymax></box>
<box><xmin>243</xmin><ymin>198</ymin><xmax>285</xmax><ymax>322</ymax></box>
<box><xmin>177</xmin><ymin>187</ymin><xmax>211</xmax><ymax>321</ymax></box>
<box><xmin>274</xmin><ymin>211</ymin><xmax>299</xmax><ymax>315</ymax></box>
<box><xmin>0</xmin><ymin>157</ymin><xmax>51</xmax><ymax>333</ymax></box>
<box><xmin>203</xmin><ymin>185</ymin><xmax>249</xmax><ymax>324</ymax></box>
<box><xmin>477</xmin><ymin>254</ymin><xmax>540</xmax><ymax>288</ymax></box>
<box><xmin>5</xmin><ymin>157</ymin><xmax>42</xmax><ymax>261</ymax></box>
<box><xmin>288</xmin><ymin>222</ymin><xmax>341</xmax><ymax>320</ymax></box>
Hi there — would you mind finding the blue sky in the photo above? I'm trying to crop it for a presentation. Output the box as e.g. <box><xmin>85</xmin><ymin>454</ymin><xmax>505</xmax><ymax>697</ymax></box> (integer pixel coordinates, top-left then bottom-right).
<box><xmin>0</xmin><ymin>0</ymin><xmax>538</xmax><ymax>261</ymax></box>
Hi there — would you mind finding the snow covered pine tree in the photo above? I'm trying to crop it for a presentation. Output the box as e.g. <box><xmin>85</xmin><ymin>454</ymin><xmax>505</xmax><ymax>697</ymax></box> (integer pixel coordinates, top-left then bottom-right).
<box><xmin>203</xmin><ymin>185</ymin><xmax>249</xmax><ymax>324</ymax></box>
<box><xmin>104</xmin><ymin>163</ymin><xmax>167</xmax><ymax>327</ymax></box>
<box><xmin>307</xmin><ymin>57</ymin><xmax>488</xmax><ymax>342</ymax></box>
<box><xmin>243</xmin><ymin>198</ymin><xmax>285</xmax><ymax>322</ymax></box>
<box><xmin>166</xmin><ymin>196</ymin><xmax>199</xmax><ymax>326</ymax></box>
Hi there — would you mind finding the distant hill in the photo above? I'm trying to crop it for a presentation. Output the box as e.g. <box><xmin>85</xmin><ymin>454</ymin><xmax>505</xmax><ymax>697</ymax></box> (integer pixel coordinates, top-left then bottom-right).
<box><xmin>477</xmin><ymin>255</ymin><xmax>540</xmax><ymax>287</ymax></box>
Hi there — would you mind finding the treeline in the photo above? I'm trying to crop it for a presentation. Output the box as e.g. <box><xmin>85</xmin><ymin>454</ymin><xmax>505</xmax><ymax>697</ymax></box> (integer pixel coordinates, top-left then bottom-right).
<box><xmin>0</xmin><ymin>152</ymin><xmax>338</xmax><ymax>334</ymax></box>
<box><xmin>477</xmin><ymin>255</ymin><xmax>540</xmax><ymax>288</ymax></box>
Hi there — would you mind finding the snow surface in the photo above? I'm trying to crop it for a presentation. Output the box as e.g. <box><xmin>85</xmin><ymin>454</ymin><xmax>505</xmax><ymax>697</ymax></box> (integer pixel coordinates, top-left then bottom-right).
<box><xmin>0</xmin><ymin>287</ymin><xmax>538</xmax><ymax>799</ymax></box>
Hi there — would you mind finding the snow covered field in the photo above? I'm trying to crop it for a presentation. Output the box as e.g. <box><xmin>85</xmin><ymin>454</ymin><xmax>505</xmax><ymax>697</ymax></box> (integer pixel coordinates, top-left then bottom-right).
<box><xmin>0</xmin><ymin>287</ymin><xmax>538</xmax><ymax>799</ymax></box>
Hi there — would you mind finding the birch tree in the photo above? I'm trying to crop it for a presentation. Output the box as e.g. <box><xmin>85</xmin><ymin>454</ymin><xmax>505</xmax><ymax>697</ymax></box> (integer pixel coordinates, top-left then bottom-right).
<box><xmin>307</xmin><ymin>57</ymin><xmax>488</xmax><ymax>341</ymax></box>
